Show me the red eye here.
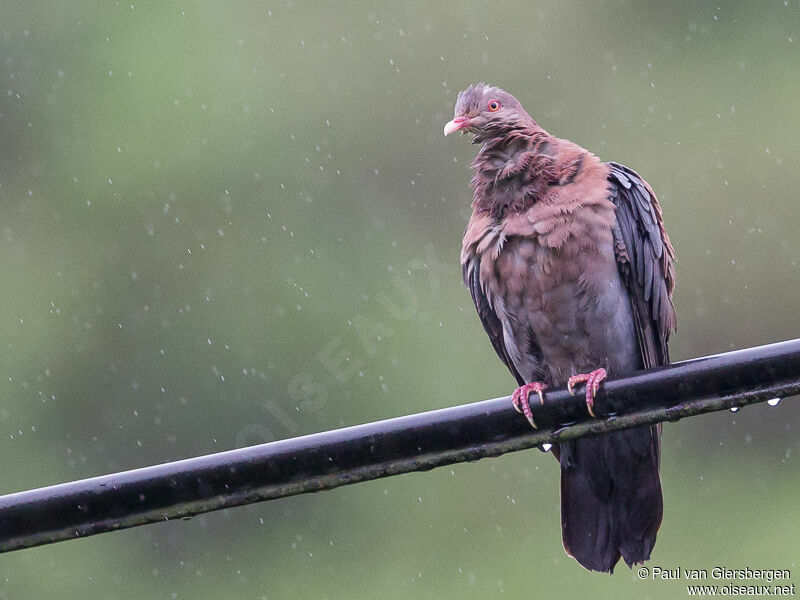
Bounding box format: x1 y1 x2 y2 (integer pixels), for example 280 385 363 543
487 100 501 112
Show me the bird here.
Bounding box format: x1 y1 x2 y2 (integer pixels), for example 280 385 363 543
444 83 676 573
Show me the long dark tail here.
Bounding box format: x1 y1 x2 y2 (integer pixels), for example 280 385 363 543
558 425 663 573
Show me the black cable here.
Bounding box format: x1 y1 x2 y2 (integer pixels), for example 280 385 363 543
1 339 798 554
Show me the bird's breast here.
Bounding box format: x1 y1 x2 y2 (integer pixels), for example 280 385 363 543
472 212 639 384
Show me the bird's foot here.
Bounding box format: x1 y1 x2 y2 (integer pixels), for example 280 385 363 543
511 382 548 429
567 368 607 418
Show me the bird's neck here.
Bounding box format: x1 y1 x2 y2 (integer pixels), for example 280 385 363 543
470 126 557 218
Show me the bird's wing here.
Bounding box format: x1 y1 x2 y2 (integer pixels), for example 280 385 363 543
607 162 676 370
462 258 526 386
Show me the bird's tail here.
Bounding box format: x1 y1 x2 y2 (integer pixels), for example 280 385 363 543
558 425 663 573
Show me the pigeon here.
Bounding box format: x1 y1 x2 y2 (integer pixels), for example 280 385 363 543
445 83 676 573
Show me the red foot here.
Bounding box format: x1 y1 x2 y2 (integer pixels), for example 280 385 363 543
511 382 548 429
567 368 607 418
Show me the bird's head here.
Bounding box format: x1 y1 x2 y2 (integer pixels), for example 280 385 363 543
444 83 534 138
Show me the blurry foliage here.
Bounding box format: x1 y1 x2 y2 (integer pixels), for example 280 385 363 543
0 1 798 598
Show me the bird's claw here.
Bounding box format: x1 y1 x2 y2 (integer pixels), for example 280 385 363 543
567 368 607 418
511 382 548 429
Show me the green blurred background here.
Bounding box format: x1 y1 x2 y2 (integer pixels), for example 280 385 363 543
1 1 798 598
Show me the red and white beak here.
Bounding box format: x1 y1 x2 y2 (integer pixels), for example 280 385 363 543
443 116 470 136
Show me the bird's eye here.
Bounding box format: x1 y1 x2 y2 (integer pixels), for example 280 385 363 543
487 100 501 112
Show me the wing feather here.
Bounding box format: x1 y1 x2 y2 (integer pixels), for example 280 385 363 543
462 258 525 386
607 162 676 369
